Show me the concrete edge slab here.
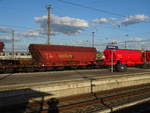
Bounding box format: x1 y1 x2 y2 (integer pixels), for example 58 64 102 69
95 97 150 113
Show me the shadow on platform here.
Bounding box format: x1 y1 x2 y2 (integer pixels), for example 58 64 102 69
0 88 60 113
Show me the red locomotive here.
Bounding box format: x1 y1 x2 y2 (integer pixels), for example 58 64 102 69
103 46 150 72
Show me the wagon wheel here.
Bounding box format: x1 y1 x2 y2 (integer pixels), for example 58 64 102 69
116 64 127 72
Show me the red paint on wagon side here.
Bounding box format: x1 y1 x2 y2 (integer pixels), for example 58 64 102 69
103 49 144 66
29 44 97 67
143 51 150 62
0 42 4 52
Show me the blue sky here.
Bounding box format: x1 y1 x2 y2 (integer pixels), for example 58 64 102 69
0 0 150 51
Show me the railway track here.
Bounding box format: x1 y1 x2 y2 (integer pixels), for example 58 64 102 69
38 84 150 113
0 65 102 74
0 62 149 74
1 83 150 113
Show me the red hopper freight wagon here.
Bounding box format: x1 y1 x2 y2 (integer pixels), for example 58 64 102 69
29 44 97 70
0 42 4 52
103 48 144 71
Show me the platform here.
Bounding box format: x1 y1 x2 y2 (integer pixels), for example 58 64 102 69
0 68 150 98
0 68 150 113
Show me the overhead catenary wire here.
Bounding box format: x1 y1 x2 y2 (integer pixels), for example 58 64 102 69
0 1 149 39
0 1 148 32
54 0 150 30
0 24 149 39
54 0 142 37
55 0 126 18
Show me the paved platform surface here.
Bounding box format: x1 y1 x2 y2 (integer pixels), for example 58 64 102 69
0 68 149 112
0 68 150 87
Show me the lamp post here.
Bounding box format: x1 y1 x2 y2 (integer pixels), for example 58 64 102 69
125 34 128 49
92 32 95 48
12 30 15 59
